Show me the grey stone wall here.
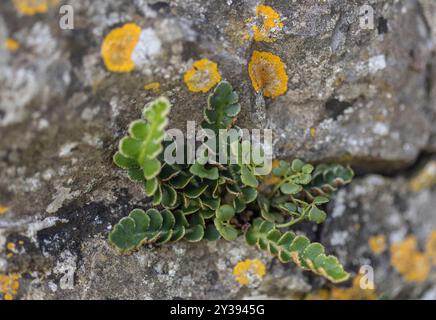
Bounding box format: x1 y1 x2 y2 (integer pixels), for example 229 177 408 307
0 0 435 299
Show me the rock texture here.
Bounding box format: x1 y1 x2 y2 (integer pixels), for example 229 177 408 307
0 0 436 300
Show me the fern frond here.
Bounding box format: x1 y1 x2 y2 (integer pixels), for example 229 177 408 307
114 97 171 182
303 164 354 201
245 218 350 283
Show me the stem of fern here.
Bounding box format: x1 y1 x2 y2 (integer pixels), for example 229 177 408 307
275 214 305 228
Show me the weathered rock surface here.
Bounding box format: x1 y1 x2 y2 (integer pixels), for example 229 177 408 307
0 0 435 300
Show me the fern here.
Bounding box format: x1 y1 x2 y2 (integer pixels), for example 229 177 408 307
109 81 354 283
113 97 171 184
245 218 349 283
202 81 241 132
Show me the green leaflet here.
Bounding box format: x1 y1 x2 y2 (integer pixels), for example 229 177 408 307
241 166 258 188
280 182 302 195
205 224 221 241
184 225 204 242
109 82 354 284
214 205 238 240
161 185 178 208
113 152 138 170
144 178 158 196
216 204 235 221
115 97 171 181
183 183 209 198
201 198 221 211
202 81 241 133
109 209 159 253
190 162 219 180
109 208 206 252
245 218 350 283
240 187 257 204
307 205 327 224
169 172 194 189
214 218 238 241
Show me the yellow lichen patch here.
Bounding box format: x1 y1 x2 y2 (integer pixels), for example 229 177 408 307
310 127 317 138
6 242 15 258
271 159 280 169
5 38 19 52
13 0 59 16
306 274 377 300
6 243 15 252
368 235 386 255
248 51 288 98
101 23 142 73
183 59 221 93
143 82 161 92
253 5 283 42
0 274 20 301
390 236 430 283
425 230 436 265
408 161 436 192
330 275 377 300
0 206 8 215
233 259 266 287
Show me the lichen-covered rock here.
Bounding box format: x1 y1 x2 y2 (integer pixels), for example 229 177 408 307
0 0 435 300
322 172 436 299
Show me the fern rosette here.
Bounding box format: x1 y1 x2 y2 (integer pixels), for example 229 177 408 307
109 81 353 283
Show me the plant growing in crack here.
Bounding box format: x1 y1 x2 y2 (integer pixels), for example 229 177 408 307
109 81 354 283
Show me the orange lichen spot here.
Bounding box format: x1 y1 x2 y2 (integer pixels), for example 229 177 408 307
13 0 59 16
233 259 266 287
330 275 377 300
248 51 288 98
271 159 280 169
143 82 161 92
6 243 15 252
5 38 19 51
253 5 283 42
368 235 386 255
183 59 221 93
0 273 20 301
261 159 281 186
101 23 142 73
408 161 436 192
306 274 377 300
425 230 436 265
390 236 430 283
0 206 8 215
6 242 16 258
